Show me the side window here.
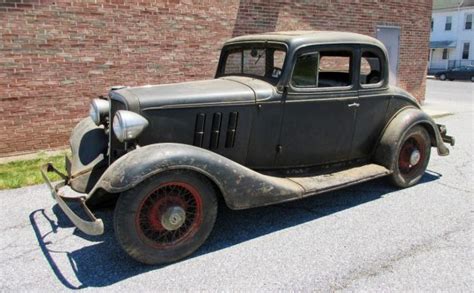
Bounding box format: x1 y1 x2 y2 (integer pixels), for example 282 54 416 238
318 52 352 87
292 53 319 87
291 49 352 88
360 51 382 86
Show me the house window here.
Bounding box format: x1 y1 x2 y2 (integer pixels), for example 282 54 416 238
445 16 452 31
462 43 470 59
442 48 448 60
466 14 473 30
431 18 434 31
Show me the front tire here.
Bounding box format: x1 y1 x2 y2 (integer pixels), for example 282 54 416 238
389 126 431 188
114 170 218 265
471 76 474 82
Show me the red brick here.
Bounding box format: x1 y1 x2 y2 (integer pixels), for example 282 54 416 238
0 0 431 156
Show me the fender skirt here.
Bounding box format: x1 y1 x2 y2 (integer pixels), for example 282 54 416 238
88 143 304 209
374 107 451 169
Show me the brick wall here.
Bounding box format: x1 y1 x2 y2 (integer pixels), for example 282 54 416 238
0 0 432 157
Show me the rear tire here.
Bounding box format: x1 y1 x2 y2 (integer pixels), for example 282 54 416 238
114 170 218 265
439 73 447 81
471 76 474 82
389 126 431 188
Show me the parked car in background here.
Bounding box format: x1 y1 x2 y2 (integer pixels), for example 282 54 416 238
42 31 455 265
435 66 474 82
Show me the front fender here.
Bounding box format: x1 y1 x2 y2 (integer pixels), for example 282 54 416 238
374 107 450 169
87 143 303 209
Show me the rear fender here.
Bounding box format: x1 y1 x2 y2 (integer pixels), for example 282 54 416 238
374 107 450 169
87 143 303 209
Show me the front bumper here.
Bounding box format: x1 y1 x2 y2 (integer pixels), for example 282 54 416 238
40 162 104 236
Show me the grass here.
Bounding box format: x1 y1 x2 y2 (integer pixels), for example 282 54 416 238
0 153 67 190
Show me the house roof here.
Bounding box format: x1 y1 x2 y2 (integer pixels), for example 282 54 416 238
433 0 474 10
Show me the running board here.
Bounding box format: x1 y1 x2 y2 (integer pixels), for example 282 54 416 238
86 143 392 210
288 164 391 197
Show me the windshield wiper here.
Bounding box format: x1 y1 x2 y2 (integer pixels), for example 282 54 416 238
255 52 263 65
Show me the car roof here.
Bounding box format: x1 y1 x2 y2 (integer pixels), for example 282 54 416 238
224 31 385 50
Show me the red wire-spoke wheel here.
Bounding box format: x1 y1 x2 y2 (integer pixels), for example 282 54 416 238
390 126 431 188
114 170 218 265
136 182 203 248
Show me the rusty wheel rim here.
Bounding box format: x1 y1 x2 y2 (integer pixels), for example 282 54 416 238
398 134 426 176
135 182 202 248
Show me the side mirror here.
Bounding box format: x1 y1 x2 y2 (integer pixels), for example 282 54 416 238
250 48 258 58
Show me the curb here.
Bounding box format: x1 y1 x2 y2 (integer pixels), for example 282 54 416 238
0 148 69 164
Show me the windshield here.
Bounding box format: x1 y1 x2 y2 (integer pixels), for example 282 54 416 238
219 45 287 84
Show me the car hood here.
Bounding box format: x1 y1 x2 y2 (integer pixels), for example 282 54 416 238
111 77 275 111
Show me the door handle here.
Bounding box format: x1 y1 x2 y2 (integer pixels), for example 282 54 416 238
347 102 360 108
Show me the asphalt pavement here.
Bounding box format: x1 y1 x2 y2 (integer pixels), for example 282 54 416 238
0 80 472 291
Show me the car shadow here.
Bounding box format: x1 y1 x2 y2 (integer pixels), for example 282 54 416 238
30 171 440 289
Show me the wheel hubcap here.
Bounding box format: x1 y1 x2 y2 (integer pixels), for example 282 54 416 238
409 149 421 166
136 182 202 248
161 206 186 231
398 135 426 175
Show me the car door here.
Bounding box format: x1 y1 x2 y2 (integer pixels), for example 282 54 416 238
276 45 358 168
456 67 470 80
448 67 461 79
468 67 474 80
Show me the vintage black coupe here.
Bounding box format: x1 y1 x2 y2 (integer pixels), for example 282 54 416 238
42 31 454 264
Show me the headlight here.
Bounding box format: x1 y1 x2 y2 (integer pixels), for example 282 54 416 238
89 99 109 125
113 110 149 142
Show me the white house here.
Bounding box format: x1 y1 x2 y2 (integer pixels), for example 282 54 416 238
429 0 474 73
